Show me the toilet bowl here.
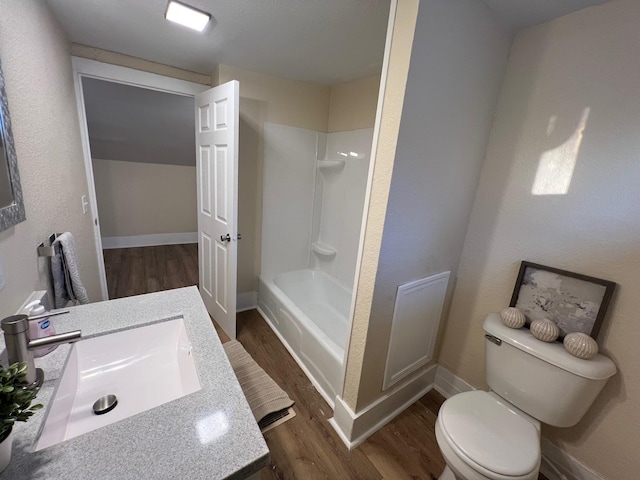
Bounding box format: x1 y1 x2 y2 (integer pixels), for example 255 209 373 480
435 391 540 480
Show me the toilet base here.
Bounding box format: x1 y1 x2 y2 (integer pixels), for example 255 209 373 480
439 465 457 480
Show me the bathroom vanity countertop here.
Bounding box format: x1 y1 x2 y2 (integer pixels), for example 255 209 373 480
0 287 269 479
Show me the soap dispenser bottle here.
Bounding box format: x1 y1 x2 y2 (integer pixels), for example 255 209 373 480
26 300 58 357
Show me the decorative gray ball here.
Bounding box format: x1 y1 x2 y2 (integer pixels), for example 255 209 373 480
500 307 526 329
564 332 599 359
530 318 560 342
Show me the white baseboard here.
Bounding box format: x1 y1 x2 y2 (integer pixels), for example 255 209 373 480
434 364 475 398
101 232 197 249
237 292 257 313
434 366 603 480
540 438 604 480
330 364 438 450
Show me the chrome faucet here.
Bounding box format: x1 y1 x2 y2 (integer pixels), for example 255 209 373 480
1 314 81 389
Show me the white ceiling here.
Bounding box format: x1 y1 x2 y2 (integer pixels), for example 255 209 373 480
48 0 391 86
47 1 611 86
69 1 612 168
483 0 609 31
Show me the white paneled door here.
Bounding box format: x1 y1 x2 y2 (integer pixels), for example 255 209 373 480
195 81 239 340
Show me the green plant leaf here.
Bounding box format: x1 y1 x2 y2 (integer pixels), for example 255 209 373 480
0 361 43 428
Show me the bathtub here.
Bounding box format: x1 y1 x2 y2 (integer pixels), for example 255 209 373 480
257 269 351 406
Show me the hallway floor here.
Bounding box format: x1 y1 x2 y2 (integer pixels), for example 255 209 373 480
103 243 198 299
104 244 549 479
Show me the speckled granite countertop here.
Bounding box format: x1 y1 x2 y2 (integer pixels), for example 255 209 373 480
0 287 269 479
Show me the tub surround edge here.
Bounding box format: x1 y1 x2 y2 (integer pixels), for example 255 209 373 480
258 269 351 406
257 306 336 408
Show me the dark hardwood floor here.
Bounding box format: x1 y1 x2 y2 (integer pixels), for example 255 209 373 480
105 244 549 480
223 310 448 480
103 243 198 298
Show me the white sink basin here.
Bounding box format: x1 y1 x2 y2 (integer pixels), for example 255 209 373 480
35 317 201 451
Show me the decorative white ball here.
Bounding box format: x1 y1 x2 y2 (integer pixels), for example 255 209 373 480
530 318 560 342
500 307 526 329
564 332 599 359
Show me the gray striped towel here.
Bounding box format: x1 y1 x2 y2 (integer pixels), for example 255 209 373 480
51 232 89 308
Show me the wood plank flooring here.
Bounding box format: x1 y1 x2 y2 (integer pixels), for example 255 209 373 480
103 243 198 298
229 310 448 480
105 244 549 480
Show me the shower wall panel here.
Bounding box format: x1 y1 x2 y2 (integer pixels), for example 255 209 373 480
261 123 317 277
313 128 373 287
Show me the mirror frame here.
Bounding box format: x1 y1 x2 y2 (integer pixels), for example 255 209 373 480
0 57 26 232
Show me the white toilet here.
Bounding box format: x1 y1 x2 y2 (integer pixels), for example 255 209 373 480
435 313 616 480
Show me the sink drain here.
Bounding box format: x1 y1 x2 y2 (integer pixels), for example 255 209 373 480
93 394 118 415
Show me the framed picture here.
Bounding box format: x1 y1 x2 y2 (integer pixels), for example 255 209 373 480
509 261 615 340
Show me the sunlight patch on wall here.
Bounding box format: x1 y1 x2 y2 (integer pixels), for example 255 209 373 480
532 107 590 195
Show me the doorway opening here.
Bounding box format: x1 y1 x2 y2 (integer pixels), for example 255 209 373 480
81 77 198 298
73 58 241 340
72 57 209 299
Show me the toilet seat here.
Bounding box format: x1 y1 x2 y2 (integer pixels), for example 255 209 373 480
438 391 540 479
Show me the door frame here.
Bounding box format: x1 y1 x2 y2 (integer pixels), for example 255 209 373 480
71 57 209 300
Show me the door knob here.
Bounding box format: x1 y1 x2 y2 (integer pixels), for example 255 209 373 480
220 234 231 242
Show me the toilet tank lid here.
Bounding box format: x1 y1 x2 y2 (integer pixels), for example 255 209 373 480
484 314 616 380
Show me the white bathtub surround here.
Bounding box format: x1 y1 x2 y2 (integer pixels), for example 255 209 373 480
433 366 603 480
329 364 438 450
261 123 318 278
261 122 373 285
259 122 374 412
258 269 350 405
311 128 373 286
311 242 337 257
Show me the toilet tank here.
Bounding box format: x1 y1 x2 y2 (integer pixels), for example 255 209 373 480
483 314 616 427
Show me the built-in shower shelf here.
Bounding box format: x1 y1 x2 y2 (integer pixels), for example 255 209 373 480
317 159 345 170
311 242 337 257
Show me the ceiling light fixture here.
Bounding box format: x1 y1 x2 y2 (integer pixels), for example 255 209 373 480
165 1 211 32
